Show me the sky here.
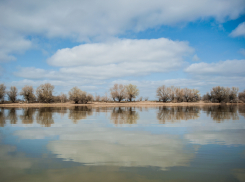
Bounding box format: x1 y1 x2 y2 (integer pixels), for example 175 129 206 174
0 0 245 99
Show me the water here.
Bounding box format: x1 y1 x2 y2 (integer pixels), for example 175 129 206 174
0 105 245 182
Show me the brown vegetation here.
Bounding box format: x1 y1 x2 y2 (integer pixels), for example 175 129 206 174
7 86 18 103
0 84 6 102
203 86 239 103
156 85 200 102
239 90 245 103
36 83 55 103
20 85 36 103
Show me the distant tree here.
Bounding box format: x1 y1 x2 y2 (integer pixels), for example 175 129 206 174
36 83 54 103
210 86 230 103
7 86 18 103
229 87 239 103
0 84 6 103
144 97 149 101
69 87 92 104
20 85 36 103
175 87 184 102
156 85 170 102
126 84 139 102
110 84 126 102
59 93 68 103
202 92 211 102
203 86 238 103
238 90 245 103
138 96 143 101
183 88 200 102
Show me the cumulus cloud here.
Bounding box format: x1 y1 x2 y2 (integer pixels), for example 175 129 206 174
15 38 193 80
185 59 245 76
0 30 32 62
0 0 244 62
1 0 244 40
230 22 245 37
48 38 193 67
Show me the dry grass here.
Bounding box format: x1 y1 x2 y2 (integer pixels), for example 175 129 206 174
0 101 244 108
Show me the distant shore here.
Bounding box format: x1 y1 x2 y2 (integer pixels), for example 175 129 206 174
0 101 244 108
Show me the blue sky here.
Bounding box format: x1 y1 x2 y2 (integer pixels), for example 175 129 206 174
0 0 245 99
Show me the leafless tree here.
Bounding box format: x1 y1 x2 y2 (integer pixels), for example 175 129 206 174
183 88 200 102
7 86 18 103
239 90 245 103
110 84 126 102
54 93 68 103
229 87 239 103
175 87 184 102
126 84 139 101
69 87 92 104
138 96 143 101
36 83 55 103
144 97 149 101
0 84 6 103
156 85 170 102
20 85 36 103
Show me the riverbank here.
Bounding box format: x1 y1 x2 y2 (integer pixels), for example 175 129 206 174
0 101 244 107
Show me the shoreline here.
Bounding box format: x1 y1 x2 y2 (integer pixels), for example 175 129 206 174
0 101 244 108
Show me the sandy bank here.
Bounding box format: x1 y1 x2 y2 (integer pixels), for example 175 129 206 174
0 101 244 108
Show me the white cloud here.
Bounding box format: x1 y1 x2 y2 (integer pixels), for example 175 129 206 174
230 22 245 37
185 59 245 76
15 38 193 80
1 0 244 40
0 0 244 62
48 38 193 67
0 30 32 62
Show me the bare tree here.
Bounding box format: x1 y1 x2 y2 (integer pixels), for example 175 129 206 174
126 84 139 101
69 87 92 104
156 85 170 102
175 87 184 102
203 86 238 103
144 97 149 101
229 87 239 103
60 93 68 103
20 85 36 103
138 96 143 101
238 90 245 103
110 84 126 102
36 83 55 103
7 86 18 103
0 84 6 103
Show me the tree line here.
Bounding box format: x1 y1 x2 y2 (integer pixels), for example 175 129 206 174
0 83 245 104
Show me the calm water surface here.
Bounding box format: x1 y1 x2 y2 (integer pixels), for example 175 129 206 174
0 105 245 182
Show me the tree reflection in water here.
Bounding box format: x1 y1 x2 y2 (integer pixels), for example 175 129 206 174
239 105 245 118
36 107 54 127
111 107 139 126
7 108 18 124
0 108 5 127
20 108 36 125
157 106 200 124
202 105 239 122
69 106 93 124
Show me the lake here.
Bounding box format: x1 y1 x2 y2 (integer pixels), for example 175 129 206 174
0 105 245 182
